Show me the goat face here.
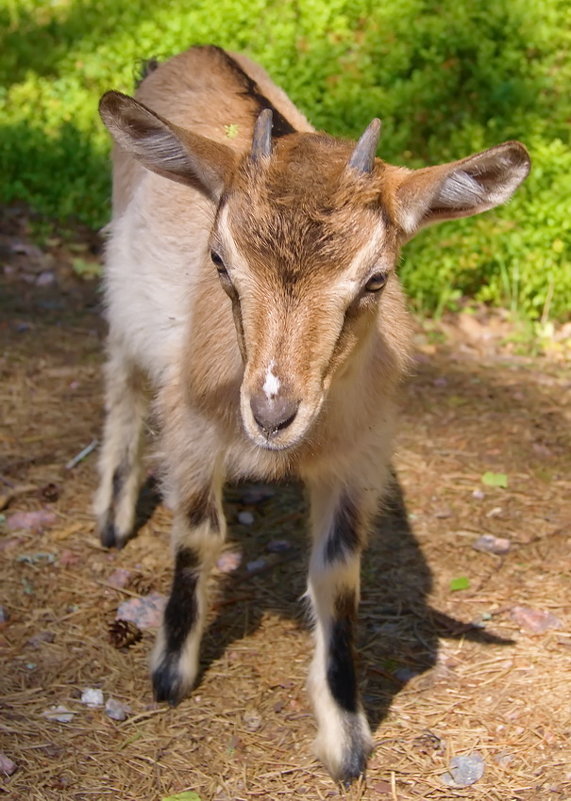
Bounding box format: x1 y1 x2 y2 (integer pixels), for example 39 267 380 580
210 134 400 450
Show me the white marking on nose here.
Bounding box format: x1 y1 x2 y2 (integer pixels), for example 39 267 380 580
263 361 281 399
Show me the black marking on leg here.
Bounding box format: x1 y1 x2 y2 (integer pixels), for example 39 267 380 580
325 494 361 564
153 547 201 705
187 487 219 531
111 458 128 504
164 547 200 653
327 591 358 714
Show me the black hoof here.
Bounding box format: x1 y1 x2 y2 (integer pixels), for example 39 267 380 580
99 519 128 549
336 740 371 786
152 660 187 706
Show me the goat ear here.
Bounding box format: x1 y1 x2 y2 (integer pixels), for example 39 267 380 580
99 91 236 201
394 141 530 236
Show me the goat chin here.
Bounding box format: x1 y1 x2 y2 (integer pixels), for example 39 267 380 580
95 43 530 784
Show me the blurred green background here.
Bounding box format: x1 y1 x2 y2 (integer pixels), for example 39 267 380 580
1 0 569 320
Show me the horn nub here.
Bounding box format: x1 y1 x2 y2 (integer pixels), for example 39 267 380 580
348 118 382 174
251 108 273 161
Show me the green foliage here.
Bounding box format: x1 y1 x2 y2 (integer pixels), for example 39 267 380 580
1 0 569 319
161 793 202 801
449 576 471 592
481 472 508 489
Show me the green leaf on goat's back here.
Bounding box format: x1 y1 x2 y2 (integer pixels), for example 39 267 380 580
450 576 470 592
481 472 508 488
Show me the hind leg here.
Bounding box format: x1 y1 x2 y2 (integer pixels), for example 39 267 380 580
94 344 148 548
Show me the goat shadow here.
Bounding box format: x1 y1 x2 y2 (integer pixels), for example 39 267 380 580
132 470 512 735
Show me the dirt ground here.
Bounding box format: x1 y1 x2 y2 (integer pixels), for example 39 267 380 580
1 208 570 801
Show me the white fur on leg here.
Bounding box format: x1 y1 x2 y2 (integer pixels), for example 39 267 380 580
306 548 371 782
93 350 147 546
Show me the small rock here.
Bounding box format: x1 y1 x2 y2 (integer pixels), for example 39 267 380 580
393 667 418 683
27 630 55 648
434 507 452 519
371 780 391 795
0 606 9 625
7 509 57 531
81 688 104 708
105 697 131 721
472 534 511 555
42 705 75 724
240 484 274 504
266 539 292 553
510 606 562 634
494 751 514 768
0 753 17 776
116 591 166 629
10 241 44 259
36 270 55 287
107 568 131 589
58 549 81 567
243 707 262 731
216 551 242 573
237 511 255 525
472 489 486 500
246 558 267 573
486 506 503 518
441 752 485 788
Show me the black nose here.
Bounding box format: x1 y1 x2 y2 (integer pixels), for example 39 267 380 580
250 393 299 437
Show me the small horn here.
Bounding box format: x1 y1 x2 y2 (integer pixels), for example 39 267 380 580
348 118 382 174
251 108 273 161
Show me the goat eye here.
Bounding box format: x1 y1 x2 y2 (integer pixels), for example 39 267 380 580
364 273 387 293
210 250 226 272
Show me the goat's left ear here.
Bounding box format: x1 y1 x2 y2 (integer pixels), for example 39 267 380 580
394 141 531 236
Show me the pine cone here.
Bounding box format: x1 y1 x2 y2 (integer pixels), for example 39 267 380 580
108 619 142 650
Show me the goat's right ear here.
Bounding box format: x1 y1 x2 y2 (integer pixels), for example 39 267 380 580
99 91 235 201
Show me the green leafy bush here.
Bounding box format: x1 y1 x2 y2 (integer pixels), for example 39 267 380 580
1 0 569 320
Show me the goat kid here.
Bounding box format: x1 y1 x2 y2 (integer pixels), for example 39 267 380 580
95 45 530 783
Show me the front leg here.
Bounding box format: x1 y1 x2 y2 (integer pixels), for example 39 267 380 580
306 479 376 783
151 474 226 705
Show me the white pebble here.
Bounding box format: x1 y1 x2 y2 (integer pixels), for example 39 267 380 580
42 705 75 724
81 688 104 708
105 698 131 721
237 511 255 525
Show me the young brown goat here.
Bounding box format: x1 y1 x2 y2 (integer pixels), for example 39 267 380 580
96 45 530 782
